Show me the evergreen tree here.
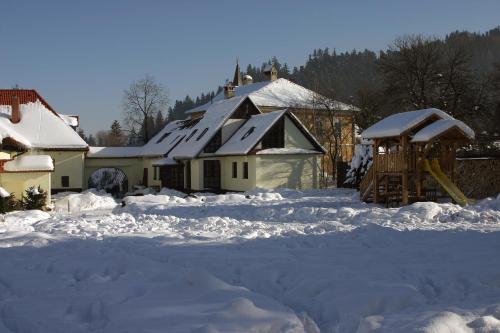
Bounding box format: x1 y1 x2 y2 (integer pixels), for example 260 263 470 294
154 110 165 134
87 134 96 146
22 186 47 210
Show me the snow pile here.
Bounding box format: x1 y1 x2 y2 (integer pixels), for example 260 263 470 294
53 189 118 213
1 189 500 332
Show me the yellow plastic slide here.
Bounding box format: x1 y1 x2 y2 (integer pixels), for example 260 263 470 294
423 159 472 206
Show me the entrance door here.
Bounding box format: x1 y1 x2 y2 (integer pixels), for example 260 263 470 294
142 168 148 187
203 160 221 191
160 165 185 190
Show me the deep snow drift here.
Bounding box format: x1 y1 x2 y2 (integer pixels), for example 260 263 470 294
1 189 500 332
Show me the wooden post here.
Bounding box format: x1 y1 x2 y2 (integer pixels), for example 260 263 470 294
416 144 423 200
402 135 409 205
373 139 380 203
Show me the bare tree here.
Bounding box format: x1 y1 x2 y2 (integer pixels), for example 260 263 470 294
308 84 354 187
123 75 169 143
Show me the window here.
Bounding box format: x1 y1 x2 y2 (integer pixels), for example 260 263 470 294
185 129 198 142
156 132 171 143
232 162 237 178
241 126 255 140
204 130 221 153
261 118 284 149
196 128 209 141
61 176 69 188
153 166 159 180
170 135 180 144
243 162 248 179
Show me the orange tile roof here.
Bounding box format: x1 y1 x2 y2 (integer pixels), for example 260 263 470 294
0 89 59 116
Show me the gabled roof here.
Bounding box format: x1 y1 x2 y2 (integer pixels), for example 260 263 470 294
167 95 251 159
215 110 286 156
361 108 453 139
0 101 88 150
0 90 58 116
411 119 475 142
186 78 357 114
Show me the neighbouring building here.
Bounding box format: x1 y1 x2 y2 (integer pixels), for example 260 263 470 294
186 63 358 180
0 90 88 203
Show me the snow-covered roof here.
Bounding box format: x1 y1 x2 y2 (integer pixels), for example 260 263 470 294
361 108 453 139
186 79 357 114
167 96 249 159
87 146 143 158
3 155 54 172
0 101 88 150
152 157 178 166
256 148 321 155
411 119 475 142
139 119 193 157
59 114 79 127
214 110 286 156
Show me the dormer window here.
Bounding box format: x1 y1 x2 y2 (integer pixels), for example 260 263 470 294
156 132 171 144
185 129 198 142
196 128 209 141
170 135 180 144
241 127 255 140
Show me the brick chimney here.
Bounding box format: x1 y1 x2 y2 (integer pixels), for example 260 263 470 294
11 95 20 123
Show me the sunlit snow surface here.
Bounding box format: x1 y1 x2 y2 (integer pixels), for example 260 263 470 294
1 189 500 333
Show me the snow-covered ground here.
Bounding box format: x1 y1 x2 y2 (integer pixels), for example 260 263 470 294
1 189 500 333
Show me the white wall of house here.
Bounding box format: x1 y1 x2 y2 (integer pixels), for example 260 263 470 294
142 157 162 189
284 117 315 149
256 154 321 190
0 171 52 204
221 119 245 143
221 156 256 191
28 150 86 191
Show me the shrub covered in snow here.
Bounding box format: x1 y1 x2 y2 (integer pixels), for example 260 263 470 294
22 186 47 210
0 192 20 214
345 144 373 187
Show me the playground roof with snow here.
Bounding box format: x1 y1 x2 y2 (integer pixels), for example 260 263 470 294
361 108 474 142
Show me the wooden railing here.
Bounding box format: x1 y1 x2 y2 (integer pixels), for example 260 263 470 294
359 164 374 198
375 152 416 173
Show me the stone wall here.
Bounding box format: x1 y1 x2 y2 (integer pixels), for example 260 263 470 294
456 158 500 199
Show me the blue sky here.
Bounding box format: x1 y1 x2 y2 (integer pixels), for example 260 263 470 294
1 0 499 134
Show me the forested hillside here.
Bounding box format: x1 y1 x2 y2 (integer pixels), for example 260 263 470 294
169 27 500 151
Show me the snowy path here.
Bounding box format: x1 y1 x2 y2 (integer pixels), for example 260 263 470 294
0 189 500 332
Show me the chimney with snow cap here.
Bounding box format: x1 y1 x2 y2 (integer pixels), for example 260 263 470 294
11 95 20 123
223 82 235 99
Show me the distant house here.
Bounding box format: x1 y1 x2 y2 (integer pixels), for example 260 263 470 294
88 96 325 192
186 63 358 179
0 90 88 202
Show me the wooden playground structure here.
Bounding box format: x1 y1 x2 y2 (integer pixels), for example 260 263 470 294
359 108 475 206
